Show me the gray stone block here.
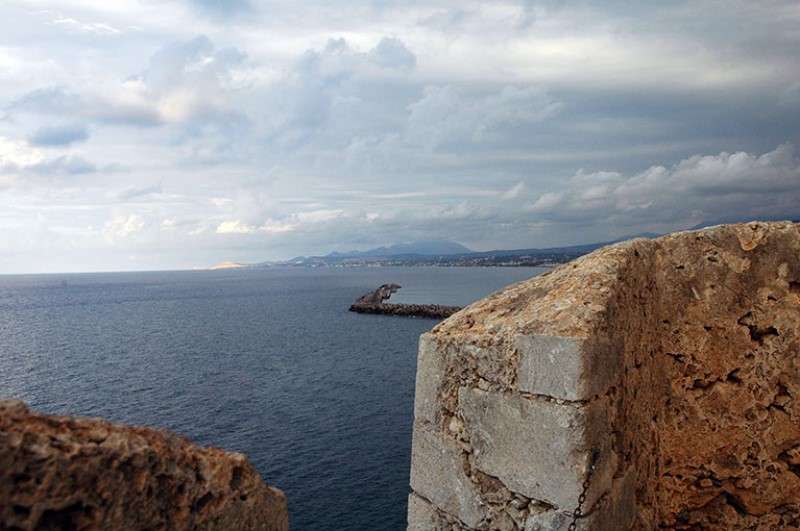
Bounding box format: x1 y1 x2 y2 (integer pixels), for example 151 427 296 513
458 388 587 510
524 510 571 531
517 335 583 400
516 335 620 401
409 422 485 528
414 333 444 424
407 493 438 531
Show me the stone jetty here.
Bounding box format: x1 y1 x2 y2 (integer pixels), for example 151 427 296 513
349 284 463 319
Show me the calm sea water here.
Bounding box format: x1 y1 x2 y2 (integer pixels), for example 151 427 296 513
0 266 544 530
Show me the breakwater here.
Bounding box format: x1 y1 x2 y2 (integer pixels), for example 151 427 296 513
349 284 463 319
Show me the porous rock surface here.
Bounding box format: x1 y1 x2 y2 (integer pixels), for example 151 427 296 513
0 399 289 530
408 222 800 530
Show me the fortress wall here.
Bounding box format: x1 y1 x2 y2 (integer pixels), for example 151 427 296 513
0 400 289 531
407 222 800 530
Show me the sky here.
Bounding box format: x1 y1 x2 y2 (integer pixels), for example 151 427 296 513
1 0 798 274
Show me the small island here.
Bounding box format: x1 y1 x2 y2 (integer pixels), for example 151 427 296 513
349 284 463 319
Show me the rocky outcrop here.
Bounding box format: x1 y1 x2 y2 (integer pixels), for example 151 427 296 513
407 222 800 530
350 284 464 319
354 283 403 304
0 400 289 531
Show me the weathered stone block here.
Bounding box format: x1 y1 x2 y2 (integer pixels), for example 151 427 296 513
524 509 571 531
407 493 439 531
410 422 485 528
516 335 620 401
414 333 444 424
458 387 587 510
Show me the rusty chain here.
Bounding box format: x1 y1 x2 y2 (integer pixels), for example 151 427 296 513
568 448 600 531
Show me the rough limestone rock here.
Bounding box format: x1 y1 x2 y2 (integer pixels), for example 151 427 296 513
0 400 289 531
407 222 800 530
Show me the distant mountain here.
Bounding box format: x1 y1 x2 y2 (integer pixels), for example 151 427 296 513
609 232 662 243
327 239 473 258
216 218 798 270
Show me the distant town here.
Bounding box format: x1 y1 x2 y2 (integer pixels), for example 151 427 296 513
267 250 587 268
199 238 621 270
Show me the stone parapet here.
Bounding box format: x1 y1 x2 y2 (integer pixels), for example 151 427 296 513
407 221 800 530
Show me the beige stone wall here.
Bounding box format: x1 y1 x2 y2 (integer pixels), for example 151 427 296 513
407 222 800 530
0 400 289 531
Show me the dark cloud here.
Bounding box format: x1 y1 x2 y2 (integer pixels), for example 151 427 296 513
30 155 97 175
9 87 82 115
369 37 416 70
269 36 418 148
184 0 254 18
118 185 163 201
420 8 470 32
28 124 89 147
404 84 561 151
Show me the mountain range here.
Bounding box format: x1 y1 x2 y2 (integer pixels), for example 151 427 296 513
325 239 473 258
254 236 643 268
201 218 797 270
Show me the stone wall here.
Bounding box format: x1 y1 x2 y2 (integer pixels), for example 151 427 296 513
0 400 289 530
407 222 800 530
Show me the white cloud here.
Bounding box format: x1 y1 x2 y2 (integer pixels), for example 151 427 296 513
216 220 255 234
0 136 98 188
52 17 122 35
527 144 800 228
103 214 145 243
0 137 46 169
503 181 525 199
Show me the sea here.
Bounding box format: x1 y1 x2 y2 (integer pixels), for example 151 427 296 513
0 266 546 530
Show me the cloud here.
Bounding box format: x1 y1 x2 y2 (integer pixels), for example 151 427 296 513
526 143 800 229
29 155 97 175
117 185 163 201
124 35 249 125
268 36 419 147
216 208 348 236
1 0 798 272
0 135 97 189
52 17 122 36
103 215 146 244
184 0 254 18
28 123 89 147
216 220 255 234
8 36 250 137
369 37 416 70
0 136 45 170
781 80 800 107
404 84 561 151
503 181 525 199
9 87 83 115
